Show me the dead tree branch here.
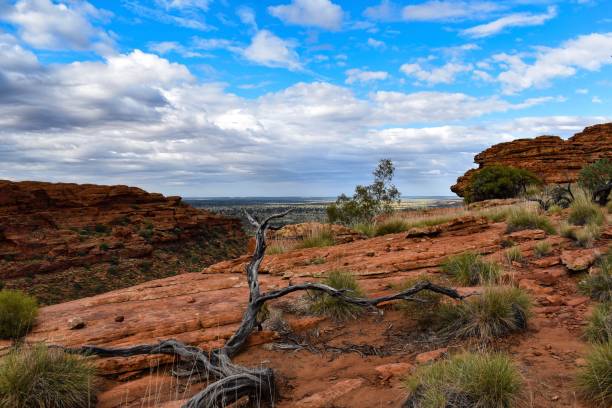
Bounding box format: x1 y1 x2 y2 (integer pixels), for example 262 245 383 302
63 210 465 408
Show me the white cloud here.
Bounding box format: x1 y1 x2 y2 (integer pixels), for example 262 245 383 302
400 62 472 85
0 0 113 53
345 68 389 84
495 32 612 93
367 37 385 49
402 1 501 22
592 96 603 103
268 0 343 30
363 0 401 21
576 88 589 94
462 6 557 38
237 6 257 30
156 0 210 11
243 30 301 70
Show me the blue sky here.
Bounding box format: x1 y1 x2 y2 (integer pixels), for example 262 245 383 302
0 0 611 197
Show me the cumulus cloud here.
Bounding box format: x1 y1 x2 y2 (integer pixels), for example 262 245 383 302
0 0 114 53
402 1 501 22
462 6 557 38
243 30 302 70
268 0 343 30
345 68 389 84
156 0 210 11
495 32 612 93
367 37 385 49
400 61 473 85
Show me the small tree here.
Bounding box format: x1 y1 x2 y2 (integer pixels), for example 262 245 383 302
465 165 540 203
327 159 400 225
578 159 612 206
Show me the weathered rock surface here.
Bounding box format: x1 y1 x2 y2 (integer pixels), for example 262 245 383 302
404 216 488 238
452 123 612 197
0 180 246 304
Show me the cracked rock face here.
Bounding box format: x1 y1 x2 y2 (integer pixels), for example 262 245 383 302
451 123 612 197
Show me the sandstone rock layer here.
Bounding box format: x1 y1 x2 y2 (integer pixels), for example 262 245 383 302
452 123 612 197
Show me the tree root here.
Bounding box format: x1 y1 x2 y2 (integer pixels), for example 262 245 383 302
63 211 466 408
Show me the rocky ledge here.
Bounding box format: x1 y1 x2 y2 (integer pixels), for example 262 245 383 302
451 122 612 197
0 180 246 304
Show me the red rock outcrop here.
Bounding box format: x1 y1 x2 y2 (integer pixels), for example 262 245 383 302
451 123 612 197
0 180 246 304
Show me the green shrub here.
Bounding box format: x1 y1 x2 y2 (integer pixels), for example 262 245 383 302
478 207 511 222
327 159 400 225
547 204 563 215
576 341 612 408
534 241 552 258
579 253 612 302
0 290 38 339
578 158 612 206
375 218 409 236
436 286 531 341
465 164 540 203
404 352 522 408
99 243 109 251
569 194 605 226
505 246 523 264
309 270 364 320
585 302 611 344
574 223 603 248
441 252 501 286
0 344 97 408
297 228 335 249
505 208 556 235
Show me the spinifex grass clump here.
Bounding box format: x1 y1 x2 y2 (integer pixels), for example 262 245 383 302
297 227 335 249
579 252 612 302
394 275 448 323
436 286 531 341
404 352 522 408
505 207 556 235
0 344 97 408
375 217 409 236
576 341 612 408
0 290 38 339
584 302 611 344
569 194 605 226
308 269 364 320
505 246 523 264
441 252 501 286
534 241 552 258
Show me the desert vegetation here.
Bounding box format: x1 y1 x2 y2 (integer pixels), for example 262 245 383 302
464 164 540 203
505 207 556 234
0 290 38 339
441 252 501 286
308 269 364 320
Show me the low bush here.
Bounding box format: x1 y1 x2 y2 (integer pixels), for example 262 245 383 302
404 352 522 408
505 208 556 235
547 204 563 215
309 270 364 320
0 344 97 408
576 341 611 408
464 164 540 203
0 290 38 339
375 213 464 237
297 228 334 249
352 222 376 238
569 194 605 226
436 286 531 341
441 252 501 286
574 223 603 248
505 246 523 264
534 241 552 258
585 302 611 344
578 158 612 206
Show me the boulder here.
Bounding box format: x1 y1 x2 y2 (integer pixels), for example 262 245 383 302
561 249 599 272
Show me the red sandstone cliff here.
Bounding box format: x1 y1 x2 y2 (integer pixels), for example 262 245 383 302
451 123 612 197
0 180 246 304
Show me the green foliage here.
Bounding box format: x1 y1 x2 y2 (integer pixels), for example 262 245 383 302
547 204 563 215
576 341 612 408
0 344 97 408
465 164 540 203
352 221 377 238
99 243 109 251
585 302 611 344
579 252 612 302
327 159 400 225
477 207 511 223
578 159 612 205
505 208 556 235
534 241 552 258
0 290 38 339
375 218 409 236
505 246 523 264
569 194 605 226
436 286 531 341
297 228 334 249
404 352 522 408
441 252 501 286
309 270 364 320
574 223 603 248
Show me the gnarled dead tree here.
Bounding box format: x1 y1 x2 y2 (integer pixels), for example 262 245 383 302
66 211 466 408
